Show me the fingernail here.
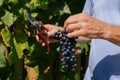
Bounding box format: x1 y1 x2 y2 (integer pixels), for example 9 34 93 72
67 33 71 38
42 43 45 46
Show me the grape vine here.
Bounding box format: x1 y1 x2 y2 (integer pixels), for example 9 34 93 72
0 0 86 79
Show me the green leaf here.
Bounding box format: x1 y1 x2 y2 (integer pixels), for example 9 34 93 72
14 30 29 58
74 73 80 80
1 28 19 65
1 28 12 46
8 71 18 80
0 0 3 6
8 47 19 65
2 29 29 64
59 3 71 15
1 10 14 27
0 21 3 25
14 30 27 43
31 13 39 17
76 43 90 51
8 0 19 4
0 46 7 67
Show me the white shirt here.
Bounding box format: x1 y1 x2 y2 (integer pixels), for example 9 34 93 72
82 0 120 80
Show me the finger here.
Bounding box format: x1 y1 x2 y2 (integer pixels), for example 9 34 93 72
44 24 59 30
47 29 58 37
67 29 88 38
64 13 88 28
44 24 53 30
66 22 81 32
48 37 58 43
64 17 78 28
67 30 81 38
42 42 45 46
35 35 40 42
66 21 88 33
35 34 45 46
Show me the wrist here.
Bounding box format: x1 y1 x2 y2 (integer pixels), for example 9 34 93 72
100 24 113 40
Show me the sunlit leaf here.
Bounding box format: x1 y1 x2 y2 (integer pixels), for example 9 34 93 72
13 30 29 58
30 0 36 4
8 0 19 4
0 0 3 6
0 21 3 25
31 13 38 17
59 3 71 15
74 73 80 80
29 0 48 10
1 28 12 46
29 44 35 54
0 46 7 67
1 10 14 27
76 43 90 52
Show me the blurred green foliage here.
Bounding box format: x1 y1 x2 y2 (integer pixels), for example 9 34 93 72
0 0 88 80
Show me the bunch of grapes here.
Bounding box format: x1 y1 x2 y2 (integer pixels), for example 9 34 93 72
53 30 77 71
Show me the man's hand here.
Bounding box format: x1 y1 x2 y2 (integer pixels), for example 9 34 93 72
64 13 110 40
44 24 64 43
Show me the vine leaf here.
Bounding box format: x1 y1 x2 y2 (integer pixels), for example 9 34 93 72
0 0 3 6
0 46 7 68
1 10 14 27
14 30 29 58
8 0 19 4
2 28 29 65
59 3 71 15
8 47 19 65
74 73 80 80
76 43 90 52
8 30 29 65
1 28 12 46
0 21 2 25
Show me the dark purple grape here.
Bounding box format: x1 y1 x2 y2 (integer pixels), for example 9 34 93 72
53 30 77 71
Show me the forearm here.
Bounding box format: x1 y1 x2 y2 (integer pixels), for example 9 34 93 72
76 36 91 44
101 24 120 46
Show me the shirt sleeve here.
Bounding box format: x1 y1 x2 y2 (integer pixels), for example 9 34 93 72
82 0 93 16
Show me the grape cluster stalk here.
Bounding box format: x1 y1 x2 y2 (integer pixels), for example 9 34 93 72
53 30 77 71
